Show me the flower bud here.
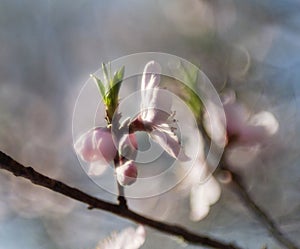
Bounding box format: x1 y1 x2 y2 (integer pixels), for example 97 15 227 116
74 127 117 163
116 160 138 186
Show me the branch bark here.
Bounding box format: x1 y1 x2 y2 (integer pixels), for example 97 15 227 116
0 151 241 249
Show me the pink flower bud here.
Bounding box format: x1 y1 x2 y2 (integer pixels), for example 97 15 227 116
74 127 117 163
116 160 138 186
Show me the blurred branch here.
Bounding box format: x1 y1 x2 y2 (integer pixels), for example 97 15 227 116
221 164 299 249
197 112 299 249
0 150 241 249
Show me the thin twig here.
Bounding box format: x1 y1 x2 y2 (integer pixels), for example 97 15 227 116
0 150 242 249
114 156 128 209
221 164 299 249
117 184 127 209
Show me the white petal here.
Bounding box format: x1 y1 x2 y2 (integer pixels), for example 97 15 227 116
147 89 173 124
203 177 222 204
177 160 207 192
150 129 189 161
249 111 279 135
87 161 109 176
127 225 146 249
236 111 278 146
97 225 146 249
141 61 161 92
203 100 227 148
141 61 162 120
190 199 210 222
190 176 221 221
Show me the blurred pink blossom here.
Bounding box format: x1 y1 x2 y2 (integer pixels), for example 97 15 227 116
97 225 145 249
205 90 279 170
223 91 278 146
204 90 278 147
116 160 138 186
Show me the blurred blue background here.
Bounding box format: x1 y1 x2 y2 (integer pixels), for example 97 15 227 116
0 0 300 248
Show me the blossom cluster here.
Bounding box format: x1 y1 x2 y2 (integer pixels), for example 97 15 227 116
74 61 189 187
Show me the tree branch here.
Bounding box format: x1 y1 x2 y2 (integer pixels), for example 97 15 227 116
221 165 299 249
0 150 242 249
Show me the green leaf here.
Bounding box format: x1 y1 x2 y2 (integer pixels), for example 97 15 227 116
91 74 106 102
116 66 125 82
180 61 198 88
94 63 126 123
179 62 203 118
111 66 125 99
102 63 110 86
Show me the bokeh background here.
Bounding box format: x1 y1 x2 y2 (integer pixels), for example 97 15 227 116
0 0 300 248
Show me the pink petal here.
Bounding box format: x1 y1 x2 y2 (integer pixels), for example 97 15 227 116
74 129 95 162
118 133 138 160
150 129 190 161
129 133 138 150
238 124 268 145
141 61 162 121
74 127 117 163
223 100 249 137
141 89 173 124
141 61 161 92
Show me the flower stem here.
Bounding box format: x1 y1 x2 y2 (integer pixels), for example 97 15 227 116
117 184 127 209
114 155 128 209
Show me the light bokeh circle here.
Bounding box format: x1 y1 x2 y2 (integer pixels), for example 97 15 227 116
72 52 226 198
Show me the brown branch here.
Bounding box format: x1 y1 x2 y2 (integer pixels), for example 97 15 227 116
0 150 242 249
221 165 299 249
